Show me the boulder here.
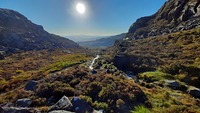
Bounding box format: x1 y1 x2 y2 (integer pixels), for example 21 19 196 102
93 110 104 113
49 110 75 113
16 98 32 107
71 97 93 113
0 107 40 113
0 54 4 60
24 80 38 91
50 96 72 111
164 80 187 91
187 86 200 98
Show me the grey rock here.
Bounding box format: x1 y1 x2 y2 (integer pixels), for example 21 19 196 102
127 0 200 39
49 110 74 113
187 86 200 98
50 96 72 111
164 80 187 91
71 97 93 113
24 80 38 91
16 98 32 107
0 107 40 113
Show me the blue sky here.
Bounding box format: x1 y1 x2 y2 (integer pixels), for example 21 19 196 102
0 0 166 36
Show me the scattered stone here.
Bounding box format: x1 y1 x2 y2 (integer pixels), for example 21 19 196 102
49 110 75 113
0 107 40 113
50 96 72 111
16 98 32 107
187 86 200 98
24 80 38 91
164 80 187 91
93 109 104 113
91 70 97 74
71 97 93 113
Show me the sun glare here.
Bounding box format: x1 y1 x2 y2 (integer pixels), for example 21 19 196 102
76 3 85 14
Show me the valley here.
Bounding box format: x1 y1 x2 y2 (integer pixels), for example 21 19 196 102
0 0 200 113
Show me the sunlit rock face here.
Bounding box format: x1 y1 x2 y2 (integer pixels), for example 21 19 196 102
0 8 79 54
127 0 200 39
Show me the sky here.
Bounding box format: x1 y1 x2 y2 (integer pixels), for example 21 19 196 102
0 0 166 36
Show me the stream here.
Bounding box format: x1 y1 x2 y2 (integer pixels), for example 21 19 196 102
89 55 99 70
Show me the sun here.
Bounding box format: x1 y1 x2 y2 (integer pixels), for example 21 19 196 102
76 3 85 14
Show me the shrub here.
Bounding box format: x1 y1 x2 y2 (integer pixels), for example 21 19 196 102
116 99 125 108
93 101 109 111
131 105 151 113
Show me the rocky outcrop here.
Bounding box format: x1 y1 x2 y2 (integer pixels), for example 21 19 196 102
49 96 72 111
0 107 40 113
0 8 80 54
127 0 200 39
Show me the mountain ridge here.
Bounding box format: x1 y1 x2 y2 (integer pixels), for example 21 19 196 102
78 33 126 48
0 8 80 54
127 0 200 39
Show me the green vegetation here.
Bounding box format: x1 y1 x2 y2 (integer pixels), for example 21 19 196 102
139 71 174 82
131 105 151 113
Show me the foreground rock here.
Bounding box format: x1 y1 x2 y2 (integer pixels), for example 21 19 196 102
164 80 187 91
187 86 200 98
24 80 38 91
49 96 72 111
0 107 40 113
49 110 75 113
71 97 93 113
16 98 32 107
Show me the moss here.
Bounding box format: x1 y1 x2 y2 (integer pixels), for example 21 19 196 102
139 71 174 82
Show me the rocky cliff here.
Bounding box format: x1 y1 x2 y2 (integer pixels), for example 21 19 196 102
0 8 79 53
127 0 200 39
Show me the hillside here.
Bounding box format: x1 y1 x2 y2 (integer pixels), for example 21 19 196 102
127 0 200 39
78 33 126 48
0 8 79 54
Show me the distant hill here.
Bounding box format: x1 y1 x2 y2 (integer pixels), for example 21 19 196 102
65 35 106 42
0 8 79 53
127 0 200 39
78 33 126 48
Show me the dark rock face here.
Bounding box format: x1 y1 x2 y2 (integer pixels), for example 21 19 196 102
127 0 200 39
16 98 32 107
24 80 38 91
71 97 93 113
0 8 79 53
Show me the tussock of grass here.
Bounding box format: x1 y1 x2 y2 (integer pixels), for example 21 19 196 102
139 71 174 82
